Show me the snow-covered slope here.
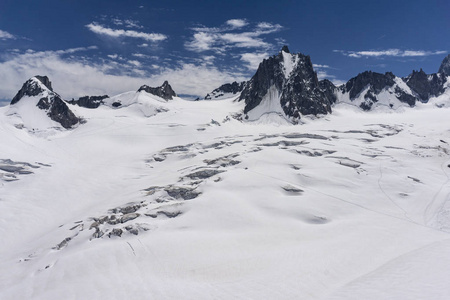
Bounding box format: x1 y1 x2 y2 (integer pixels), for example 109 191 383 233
1 93 450 299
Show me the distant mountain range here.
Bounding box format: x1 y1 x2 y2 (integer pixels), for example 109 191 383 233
7 46 450 128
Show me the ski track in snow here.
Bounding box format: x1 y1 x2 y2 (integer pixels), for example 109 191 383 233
0 94 450 299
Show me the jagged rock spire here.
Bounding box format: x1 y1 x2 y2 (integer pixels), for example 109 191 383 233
438 54 450 76
138 81 177 100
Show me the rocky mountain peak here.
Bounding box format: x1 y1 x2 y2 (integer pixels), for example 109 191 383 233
138 81 177 100
11 76 53 105
281 45 290 53
10 76 80 129
35 75 53 91
204 81 247 100
438 54 450 76
239 47 336 122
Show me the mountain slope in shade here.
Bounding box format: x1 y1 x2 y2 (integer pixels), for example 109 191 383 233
239 46 336 123
8 76 79 129
438 54 450 76
337 55 449 110
204 81 247 100
137 81 177 100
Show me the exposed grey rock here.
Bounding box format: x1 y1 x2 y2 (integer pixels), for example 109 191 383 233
164 186 201 200
68 95 109 108
204 81 247 100
11 75 53 105
204 154 241 167
403 69 446 102
438 54 450 76
110 204 141 214
239 46 336 120
283 133 328 140
138 81 177 100
121 213 140 223
340 71 418 109
158 211 182 218
108 228 123 238
185 169 225 180
54 237 71 250
92 228 104 239
107 215 120 225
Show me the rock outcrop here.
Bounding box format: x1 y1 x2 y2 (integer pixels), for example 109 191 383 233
137 81 176 100
403 69 446 102
238 46 336 121
338 53 449 110
204 81 247 100
10 76 80 129
68 95 109 109
438 54 450 76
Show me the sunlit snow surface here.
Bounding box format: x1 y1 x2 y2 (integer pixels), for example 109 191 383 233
0 93 450 299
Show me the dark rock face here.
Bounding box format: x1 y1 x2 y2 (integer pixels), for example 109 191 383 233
403 69 446 102
138 81 176 100
204 81 247 100
344 71 395 100
339 54 449 110
11 76 53 105
340 71 418 109
438 54 450 76
10 76 80 129
68 95 109 109
239 46 336 120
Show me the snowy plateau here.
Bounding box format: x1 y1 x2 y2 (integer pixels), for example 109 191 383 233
1 50 450 300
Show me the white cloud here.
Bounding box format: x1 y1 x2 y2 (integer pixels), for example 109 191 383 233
313 64 330 69
138 43 149 47
0 29 15 40
336 49 447 58
226 19 248 29
112 18 143 29
186 32 216 52
86 23 167 42
240 52 269 70
0 47 247 100
128 60 141 67
313 64 345 86
185 21 283 53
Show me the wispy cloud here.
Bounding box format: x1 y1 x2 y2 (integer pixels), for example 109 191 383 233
111 18 143 29
313 64 345 86
313 64 331 69
240 52 269 70
185 20 283 53
335 49 447 58
0 29 16 40
226 19 248 29
86 23 167 42
0 47 246 100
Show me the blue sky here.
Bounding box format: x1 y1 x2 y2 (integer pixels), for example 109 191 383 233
0 0 448 102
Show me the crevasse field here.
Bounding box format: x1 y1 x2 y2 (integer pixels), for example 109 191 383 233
1 91 450 299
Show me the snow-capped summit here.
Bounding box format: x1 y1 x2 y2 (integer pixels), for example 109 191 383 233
11 75 53 105
337 54 450 110
239 46 336 122
68 95 109 109
137 80 177 100
9 76 80 129
338 71 417 110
